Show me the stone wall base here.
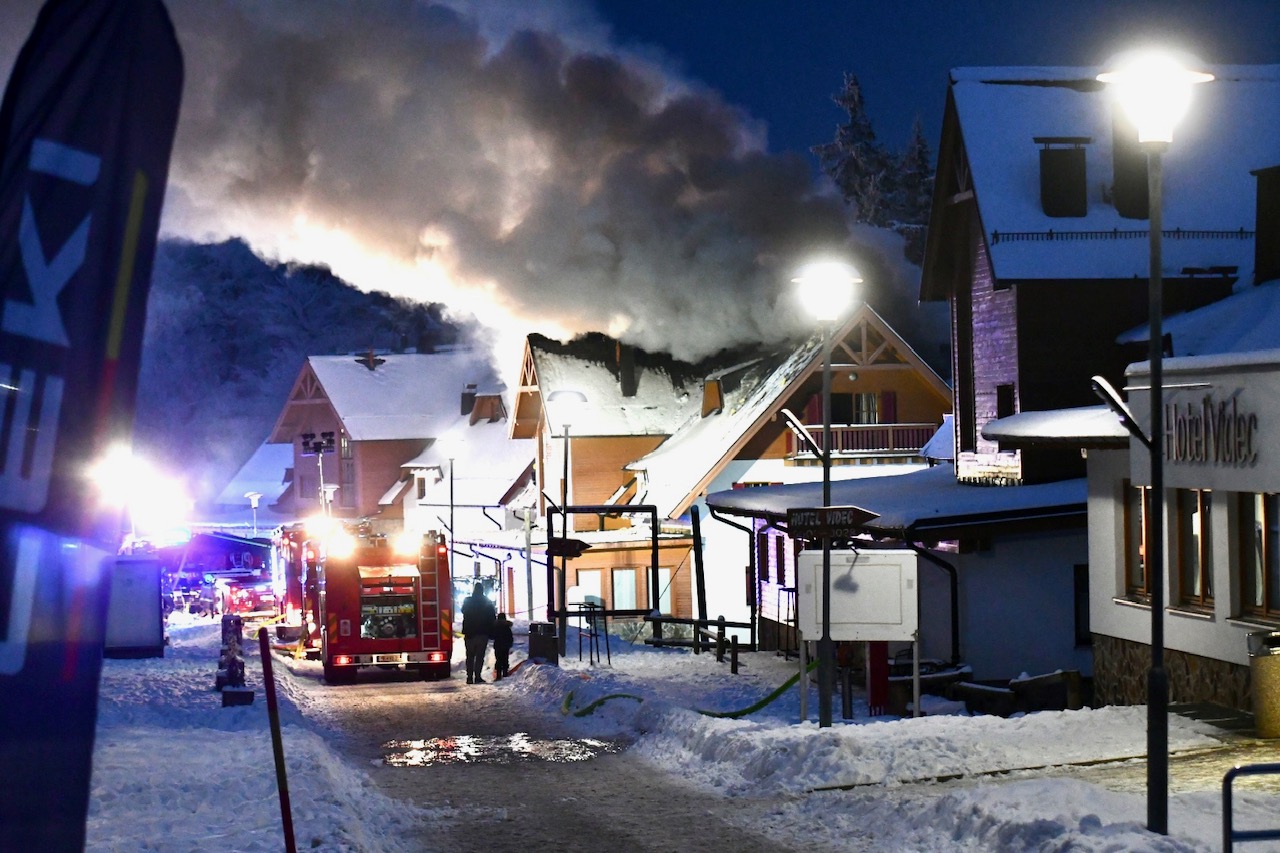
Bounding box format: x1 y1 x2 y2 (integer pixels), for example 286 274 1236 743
1092 633 1250 711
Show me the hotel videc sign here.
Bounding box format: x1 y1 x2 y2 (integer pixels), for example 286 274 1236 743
1127 352 1278 492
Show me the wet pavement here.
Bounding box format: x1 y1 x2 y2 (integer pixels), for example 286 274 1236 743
381 732 622 766
1053 703 1280 796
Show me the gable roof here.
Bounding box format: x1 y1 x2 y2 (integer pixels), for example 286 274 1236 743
268 348 500 442
627 304 952 519
924 64 1280 298
401 419 536 509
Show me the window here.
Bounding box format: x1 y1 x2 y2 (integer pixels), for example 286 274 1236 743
339 435 356 508
996 383 1016 419
756 532 770 584
852 392 879 425
1176 489 1212 608
416 474 427 501
612 568 637 610
1239 493 1280 619
1123 481 1149 599
1073 564 1091 647
647 567 673 615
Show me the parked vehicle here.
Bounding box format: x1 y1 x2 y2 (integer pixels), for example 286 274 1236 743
316 530 453 684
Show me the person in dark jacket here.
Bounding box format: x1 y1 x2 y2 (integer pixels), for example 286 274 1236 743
491 612 514 680
460 583 496 684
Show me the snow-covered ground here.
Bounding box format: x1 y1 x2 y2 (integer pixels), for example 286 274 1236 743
85 613 1280 852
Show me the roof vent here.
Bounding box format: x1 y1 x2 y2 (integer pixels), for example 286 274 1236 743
1034 137 1090 217
1252 165 1280 285
616 343 637 398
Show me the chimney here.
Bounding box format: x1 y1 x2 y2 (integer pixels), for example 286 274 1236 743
1110 114 1149 219
460 383 477 416
616 342 637 398
1034 137 1089 217
1253 165 1280 286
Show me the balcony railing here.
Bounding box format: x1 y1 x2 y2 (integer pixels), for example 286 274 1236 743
786 422 937 458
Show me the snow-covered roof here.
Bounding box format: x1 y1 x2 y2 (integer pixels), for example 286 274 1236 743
1119 278 1280 358
950 64 1280 285
402 419 535 508
706 464 1085 537
625 336 821 517
920 414 955 461
214 441 293 506
626 304 951 519
529 337 702 437
309 349 500 441
981 405 1129 449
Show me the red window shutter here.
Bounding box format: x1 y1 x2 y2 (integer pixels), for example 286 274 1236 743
880 390 897 423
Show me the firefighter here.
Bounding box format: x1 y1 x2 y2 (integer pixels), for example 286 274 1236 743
461 583 495 684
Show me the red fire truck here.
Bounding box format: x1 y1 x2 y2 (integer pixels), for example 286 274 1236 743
317 530 453 684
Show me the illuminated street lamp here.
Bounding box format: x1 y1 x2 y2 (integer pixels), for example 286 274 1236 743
547 388 588 654
244 492 262 536
1098 50 1211 836
793 259 861 728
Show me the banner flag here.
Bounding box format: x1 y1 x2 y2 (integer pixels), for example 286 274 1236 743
0 1 183 849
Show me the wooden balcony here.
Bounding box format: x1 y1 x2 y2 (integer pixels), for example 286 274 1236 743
786 422 937 459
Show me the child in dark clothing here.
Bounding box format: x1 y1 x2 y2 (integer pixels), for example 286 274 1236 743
491 612 514 680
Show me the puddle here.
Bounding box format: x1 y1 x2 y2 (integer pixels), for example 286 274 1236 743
381 732 622 766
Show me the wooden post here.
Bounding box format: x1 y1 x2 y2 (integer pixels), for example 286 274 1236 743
257 628 297 853
731 637 739 675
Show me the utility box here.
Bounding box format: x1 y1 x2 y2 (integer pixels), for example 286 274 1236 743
1249 631 1280 738
528 621 559 666
796 549 918 642
105 556 164 659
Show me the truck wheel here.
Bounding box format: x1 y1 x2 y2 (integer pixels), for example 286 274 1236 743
323 662 356 685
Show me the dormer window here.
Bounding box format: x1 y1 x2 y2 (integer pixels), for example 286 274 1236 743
1034 136 1090 218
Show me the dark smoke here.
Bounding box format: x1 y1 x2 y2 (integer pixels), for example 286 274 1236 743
1 0 940 365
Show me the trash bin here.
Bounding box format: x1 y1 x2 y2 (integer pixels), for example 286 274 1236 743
528 621 559 666
1248 631 1280 738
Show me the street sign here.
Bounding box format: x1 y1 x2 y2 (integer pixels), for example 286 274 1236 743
786 505 878 539
545 536 591 558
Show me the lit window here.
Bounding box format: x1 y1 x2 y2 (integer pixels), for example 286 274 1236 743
1239 493 1280 619
1176 489 1212 608
1123 481 1149 599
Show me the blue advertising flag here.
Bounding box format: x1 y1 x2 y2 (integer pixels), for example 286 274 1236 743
0 1 183 849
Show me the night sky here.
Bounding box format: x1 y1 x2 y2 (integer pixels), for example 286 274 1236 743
1 1 1278 366
592 0 1280 159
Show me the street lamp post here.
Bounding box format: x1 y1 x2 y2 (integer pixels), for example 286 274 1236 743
547 389 587 655
1098 51 1211 836
794 260 861 728
300 431 337 515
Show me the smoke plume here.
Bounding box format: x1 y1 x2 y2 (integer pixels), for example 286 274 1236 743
1 0 933 366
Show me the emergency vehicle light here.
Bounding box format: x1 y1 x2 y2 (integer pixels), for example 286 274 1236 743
334 655 353 666
428 652 446 662
391 531 419 557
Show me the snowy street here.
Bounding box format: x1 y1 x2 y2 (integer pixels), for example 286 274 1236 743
85 614 1280 852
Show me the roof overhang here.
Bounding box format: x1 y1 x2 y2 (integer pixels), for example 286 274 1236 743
980 406 1129 450
705 464 1086 541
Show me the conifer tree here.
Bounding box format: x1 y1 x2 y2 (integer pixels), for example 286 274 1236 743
812 73 893 227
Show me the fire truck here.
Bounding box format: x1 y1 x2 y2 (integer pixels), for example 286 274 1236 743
270 524 317 643
317 529 453 684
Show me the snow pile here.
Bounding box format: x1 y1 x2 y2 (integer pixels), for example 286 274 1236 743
84 616 1280 852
